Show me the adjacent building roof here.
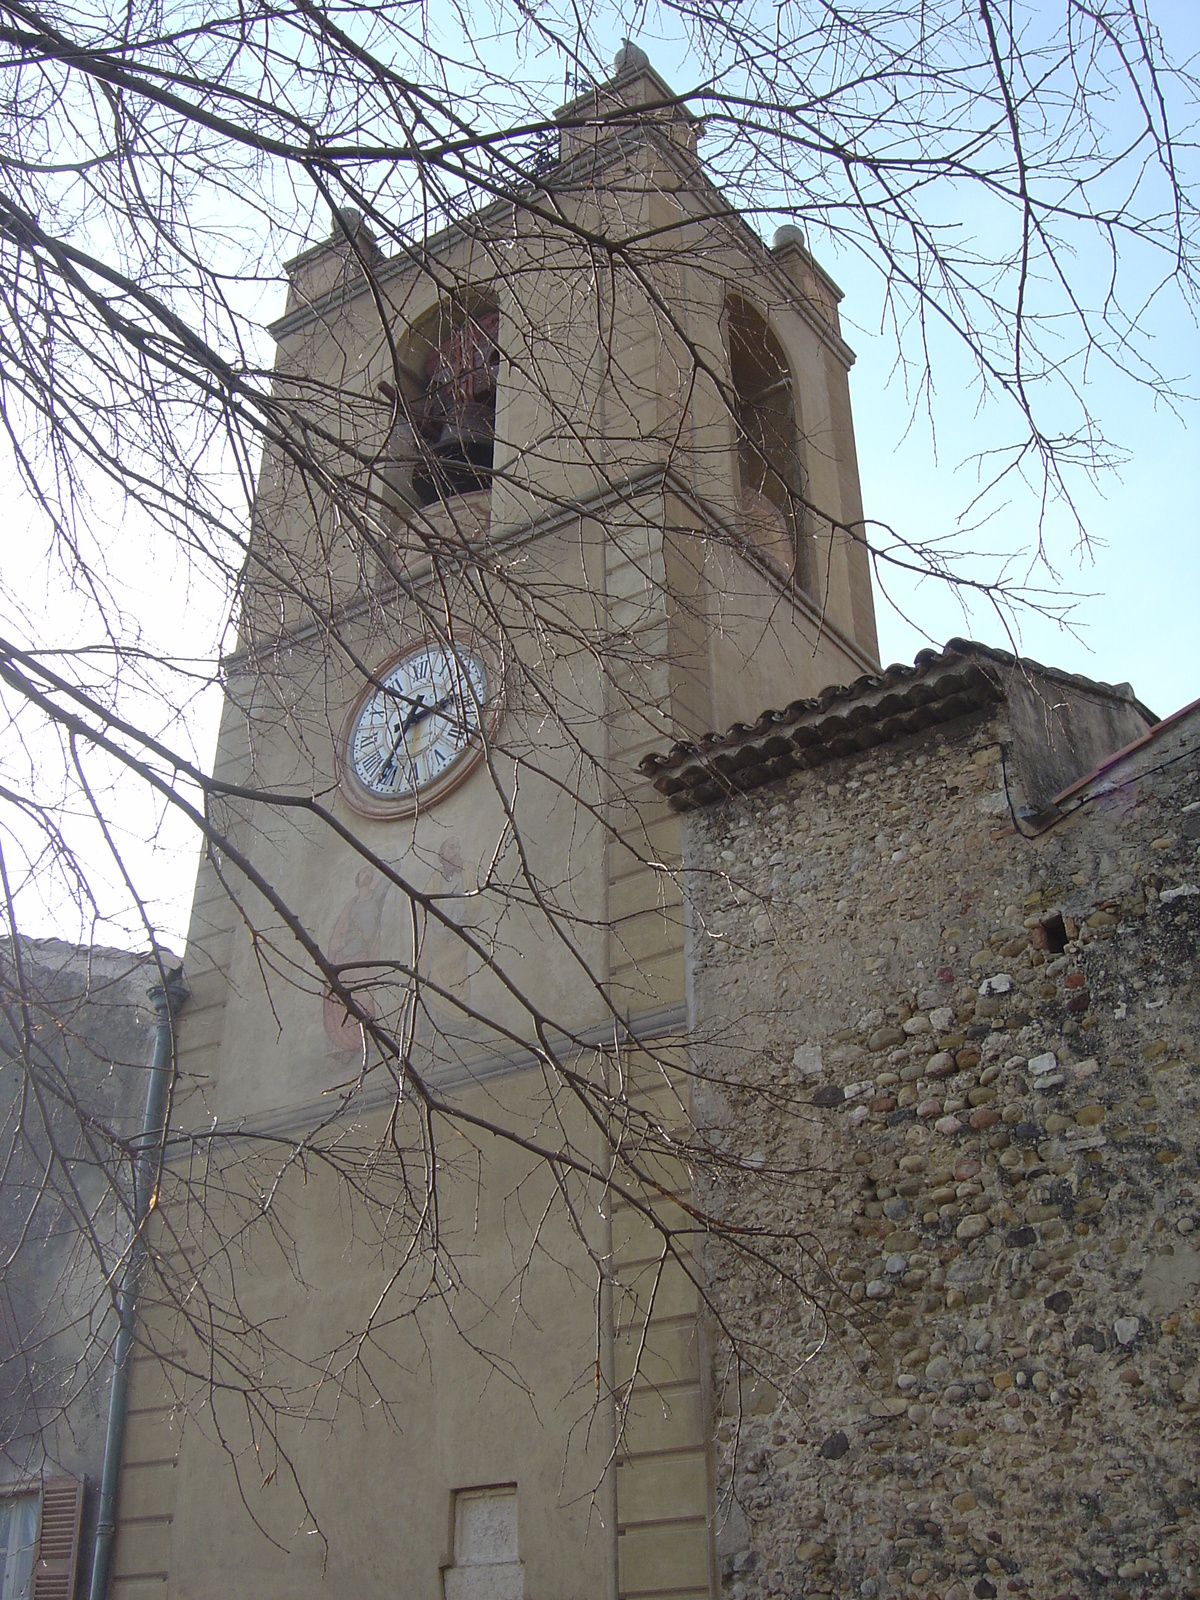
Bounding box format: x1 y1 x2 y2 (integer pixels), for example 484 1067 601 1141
639 638 1156 812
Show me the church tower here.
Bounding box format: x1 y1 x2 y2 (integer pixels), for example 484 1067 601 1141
107 46 879 1600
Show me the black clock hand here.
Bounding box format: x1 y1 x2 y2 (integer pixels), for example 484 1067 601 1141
402 690 460 737
401 696 430 734
421 690 459 725
373 689 465 789
378 694 427 784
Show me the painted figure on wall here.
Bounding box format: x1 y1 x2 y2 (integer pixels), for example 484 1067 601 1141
422 837 473 1018
324 865 392 1057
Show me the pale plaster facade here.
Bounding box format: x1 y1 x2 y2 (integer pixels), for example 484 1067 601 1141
107 49 880 1600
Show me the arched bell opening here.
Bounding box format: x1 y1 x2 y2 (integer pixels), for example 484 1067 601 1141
726 298 813 595
408 302 501 509
376 299 501 520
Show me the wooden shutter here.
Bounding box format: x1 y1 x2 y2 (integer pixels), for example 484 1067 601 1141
32 1476 84 1600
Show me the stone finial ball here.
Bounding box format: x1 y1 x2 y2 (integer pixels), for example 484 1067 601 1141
614 38 650 74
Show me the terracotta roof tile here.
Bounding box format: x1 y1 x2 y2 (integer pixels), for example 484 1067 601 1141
638 638 1153 811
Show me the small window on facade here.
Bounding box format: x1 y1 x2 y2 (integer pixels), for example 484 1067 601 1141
442 1484 523 1600
727 298 812 594
411 307 501 508
0 1492 38 1600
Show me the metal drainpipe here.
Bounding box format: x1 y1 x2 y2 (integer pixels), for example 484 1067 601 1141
88 964 187 1600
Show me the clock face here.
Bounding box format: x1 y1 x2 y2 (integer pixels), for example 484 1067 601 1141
338 641 497 815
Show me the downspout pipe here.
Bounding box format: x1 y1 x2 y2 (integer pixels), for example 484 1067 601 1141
89 964 188 1600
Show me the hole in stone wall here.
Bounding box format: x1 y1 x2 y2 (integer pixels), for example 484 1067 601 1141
1036 913 1067 955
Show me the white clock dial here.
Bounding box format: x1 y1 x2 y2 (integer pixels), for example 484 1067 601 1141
349 645 489 802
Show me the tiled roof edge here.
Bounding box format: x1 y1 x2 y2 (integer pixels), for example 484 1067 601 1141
638 638 1155 811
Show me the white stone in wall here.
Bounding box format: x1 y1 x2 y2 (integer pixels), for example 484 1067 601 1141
444 1569 524 1600
443 1487 524 1600
791 1043 823 1079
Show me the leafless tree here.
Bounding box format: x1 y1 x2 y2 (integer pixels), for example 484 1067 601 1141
0 0 1196 1560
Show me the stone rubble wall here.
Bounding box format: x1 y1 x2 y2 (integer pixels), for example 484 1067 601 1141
683 704 1200 1600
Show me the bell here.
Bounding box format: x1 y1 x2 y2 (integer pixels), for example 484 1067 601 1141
412 400 494 504
427 401 495 471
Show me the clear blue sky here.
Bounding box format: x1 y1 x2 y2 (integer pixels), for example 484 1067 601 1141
667 0 1200 720
844 260 1200 720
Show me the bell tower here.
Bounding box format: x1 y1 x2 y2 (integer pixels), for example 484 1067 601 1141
108 45 879 1600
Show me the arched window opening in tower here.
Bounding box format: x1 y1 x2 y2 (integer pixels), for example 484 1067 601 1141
411 305 501 508
727 298 813 597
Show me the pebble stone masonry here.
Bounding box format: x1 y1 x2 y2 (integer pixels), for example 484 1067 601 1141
676 660 1200 1600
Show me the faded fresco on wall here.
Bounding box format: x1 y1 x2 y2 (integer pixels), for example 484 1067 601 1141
418 836 479 1040
322 840 486 1062
323 865 393 1058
